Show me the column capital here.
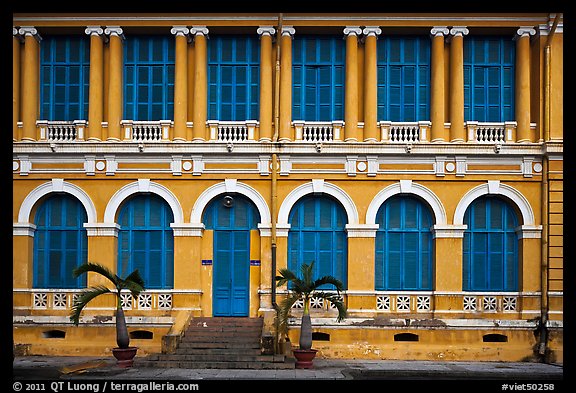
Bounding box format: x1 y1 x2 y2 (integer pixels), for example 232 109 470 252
18 26 41 42
343 26 362 37
281 26 295 37
515 26 536 39
430 26 450 37
257 26 276 37
190 26 209 36
104 26 125 40
449 26 469 37
362 26 382 37
13 27 23 42
85 26 104 36
171 26 190 37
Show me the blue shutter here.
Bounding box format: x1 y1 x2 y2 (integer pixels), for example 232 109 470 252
464 36 515 122
288 195 348 288
208 36 260 121
292 36 344 121
33 195 87 288
377 36 430 122
117 194 174 289
124 35 174 120
40 36 90 121
463 197 519 291
375 195 433 290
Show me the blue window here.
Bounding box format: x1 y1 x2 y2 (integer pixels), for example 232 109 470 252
33 194 88 288
204 195 260 316
464 36 515 122
293 36 345 121
124 35 175 121
288 195 347 288
377 36 430 122
463 196 519 291
40 36 90 121
208 36 260 121
118 194 174 289
375 195 433 290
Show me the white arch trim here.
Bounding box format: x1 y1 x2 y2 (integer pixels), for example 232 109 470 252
277 179 359 225
453 180 536 226
190 179 271 225
366 180 447 226
104 179 184 224
17 179 97 224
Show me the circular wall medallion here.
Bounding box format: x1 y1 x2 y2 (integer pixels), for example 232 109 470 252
182 161 193 171
445 162 456 172
13 161 19 171
357 161 367 172
95 161 106 171
533 162 543 173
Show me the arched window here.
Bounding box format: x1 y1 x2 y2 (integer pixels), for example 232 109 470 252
463 196 519 291
33 194 88 288
288 195 347 288
204 194 260 317
375 195 433 290
117 194 174 289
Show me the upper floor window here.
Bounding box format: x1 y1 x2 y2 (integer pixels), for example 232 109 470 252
208 36 260 121
40 36 90 121
124 35 175 121
464 36 515 122
293 35 345 121
377 36 430 122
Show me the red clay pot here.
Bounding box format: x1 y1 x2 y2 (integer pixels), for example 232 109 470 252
292 348 318 369
112 347 138 368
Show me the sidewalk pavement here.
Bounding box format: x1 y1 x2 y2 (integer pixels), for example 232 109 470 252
13 355 564 383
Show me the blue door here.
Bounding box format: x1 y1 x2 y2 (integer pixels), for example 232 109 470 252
203 195 259 316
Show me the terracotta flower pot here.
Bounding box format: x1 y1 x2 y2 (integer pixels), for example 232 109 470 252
292 348 317 369
112 347 138 368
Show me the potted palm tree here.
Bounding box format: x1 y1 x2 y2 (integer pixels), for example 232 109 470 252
70 262 145 368
275 261 347 369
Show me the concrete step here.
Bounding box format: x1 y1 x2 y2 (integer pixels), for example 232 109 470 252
139 359 296 370
155 354 287 363
177 341 261 349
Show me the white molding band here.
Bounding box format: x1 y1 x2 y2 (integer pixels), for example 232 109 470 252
453 181 536 226
83 223 120 237
190 180 271 227
365 180 447 226
17 179 97 225
277 180 359 226
103 179 184 225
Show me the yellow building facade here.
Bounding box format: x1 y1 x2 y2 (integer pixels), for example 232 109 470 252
13 13 563 363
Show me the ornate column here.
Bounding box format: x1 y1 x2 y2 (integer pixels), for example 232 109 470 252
448 27 469 143
515 27 536 142
362 26 381 142
104 26 124 141
430 27 450 142
190 26 209 141
19 27 41 141
85 26 105 141
258 26 275 142
279 26 295 142
344 27 362 142
13 28 22 141
171 26 190 141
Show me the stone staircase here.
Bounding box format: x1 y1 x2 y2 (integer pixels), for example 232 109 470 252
139 317 295 369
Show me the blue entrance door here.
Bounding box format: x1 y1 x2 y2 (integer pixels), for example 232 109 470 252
203 194 260 316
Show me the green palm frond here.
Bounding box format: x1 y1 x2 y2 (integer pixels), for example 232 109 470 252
123 269 145 296
73 262 120 288
313 275 344 293
70 285 111 326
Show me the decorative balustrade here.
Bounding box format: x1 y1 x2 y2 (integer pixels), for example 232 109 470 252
378 121 430 143
208 120 258 142
466 121 517 143
36 120 86 141
293 121 343 142
31 290 173 311
122 120 172 142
